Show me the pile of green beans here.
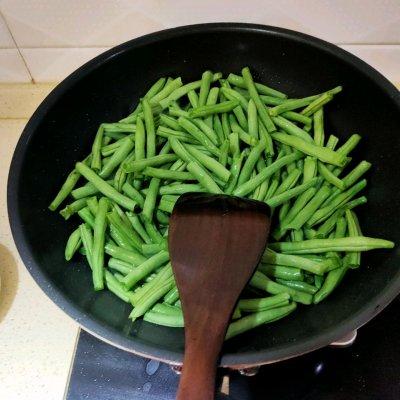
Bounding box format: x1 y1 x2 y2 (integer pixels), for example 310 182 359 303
50 67 394 340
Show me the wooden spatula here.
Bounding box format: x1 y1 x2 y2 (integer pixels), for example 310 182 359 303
168 193 271 400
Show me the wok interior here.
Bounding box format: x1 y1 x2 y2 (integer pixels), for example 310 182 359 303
14 26 400 364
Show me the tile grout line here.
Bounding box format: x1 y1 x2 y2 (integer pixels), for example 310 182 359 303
0 9 35 83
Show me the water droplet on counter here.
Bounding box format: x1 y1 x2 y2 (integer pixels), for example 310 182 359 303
145 360 160 376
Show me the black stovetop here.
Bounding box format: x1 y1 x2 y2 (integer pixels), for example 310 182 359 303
66 296 400 400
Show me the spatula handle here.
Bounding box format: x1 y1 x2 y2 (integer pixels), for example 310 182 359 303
176 335 221 400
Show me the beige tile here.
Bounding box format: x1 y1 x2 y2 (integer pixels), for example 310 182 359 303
0 13 15 48
0 118 79 400
1 0 400 47
340 44 400 82
0 49 31 82
20 47 109 82
0 82 56 118
1 0 164 47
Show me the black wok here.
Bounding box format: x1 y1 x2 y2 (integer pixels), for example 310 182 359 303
7 23 400 368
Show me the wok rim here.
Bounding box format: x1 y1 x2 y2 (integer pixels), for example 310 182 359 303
7 22 400 367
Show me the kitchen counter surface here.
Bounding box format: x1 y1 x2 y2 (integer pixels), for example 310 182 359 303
0 83 79 400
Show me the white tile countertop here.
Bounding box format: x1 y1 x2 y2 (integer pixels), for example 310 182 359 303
0 80 399 400
0 84 79 400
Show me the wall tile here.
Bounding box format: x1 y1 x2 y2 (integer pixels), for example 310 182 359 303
1 0 400 48
0 49 31 82
20 47 109 82
1 0 164 47
0 13 14 48
340 45 400 83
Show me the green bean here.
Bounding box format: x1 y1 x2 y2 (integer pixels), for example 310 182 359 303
152 303 182 315
314 209 344 238
187 89 199 108
105 271 133 303
286 185 331 230
143 220 163 244
233 152 302 197
197 70 213 107
238 293 290 312
121 182 144 208
157 126 195 143
99 136 135 179
290 229 304 242
258 120 274 156
272 115 313 142
131 264 173 304
144 77 167 99
190 100 239 118
275 279 318 294
142 241 167 256
78 207 95 228
192 119 219 145
123 250 170 289
247 98 258 138
302 156 316 183
233 104 248 131
108 258 134 275
226 303 297 340
159 114 181 130
102 123 136 133
301 93 333 117
344 209 361 269
59 198 88 220
76 162 137 210
318 162 345 189
126 213 152 244
79 223 94 268
270 236 394 254
142 178 160 222
237 139 266 186
221 112 230 138
343 196 367 210
123 154 177 173
266 177 319 208
65 227 81 261
130 275 175 320
105 243 143 267
164 286 180 305
227 73 287 99
91 125 104 171
49 168 81 211
250 271 312 304
108 209 143 251
269 97 317 116
103 130 128 140
273 168 301 196
261 248 326 275
178 117 220 157
184 143 231 182
336 134 361 156
213 114 225 144
142 167 193 181
149 77 182 106
258 264 304 281
241 67 275 133
158 183 203 195
220 87 249 111
86 196 98 215
91 198 108 290
271 132 347 167
144 309 183 327
186 162 223 194
314 266 347 304
313 108 325 146
282 111 312 126
71 181 107 200
307 179 367 226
